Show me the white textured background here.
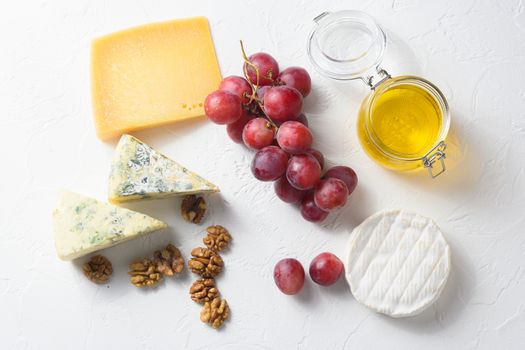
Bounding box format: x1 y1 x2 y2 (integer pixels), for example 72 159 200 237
1 0 525 349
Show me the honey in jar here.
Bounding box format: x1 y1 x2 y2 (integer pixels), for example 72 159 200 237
357 76 449 171
308 10 450 177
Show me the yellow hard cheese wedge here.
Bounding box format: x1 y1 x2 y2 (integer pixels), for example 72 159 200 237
53 191 167 260
91 17 221 140
108 134 219 203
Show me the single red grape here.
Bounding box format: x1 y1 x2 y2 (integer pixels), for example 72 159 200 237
276 121 313 154
204 90 242 125
300 192 329 222
256 85 271 102
323 166 358 196
226 110 254 144
309 252 344 286
313 178 348 211
245 52 279 86
273 258 305 295
263 86 303 124
251 146 289 181
242 117 275 150
278 67 312 97
274 176 305 204
308 149 324 169
219 76 253 104
296 113 309 127
286 154 321 190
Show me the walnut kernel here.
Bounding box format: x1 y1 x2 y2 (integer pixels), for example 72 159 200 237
153 244 184 276
190 278 219 304
203 225 232 252
188 247 224 278
82 255 113 284
181 195 206 224
200 297 230 329
128 259 162 288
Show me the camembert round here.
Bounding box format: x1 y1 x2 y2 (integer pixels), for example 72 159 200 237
345 209 451 318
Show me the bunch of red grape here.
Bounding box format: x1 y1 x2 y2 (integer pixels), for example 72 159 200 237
204 44 358 223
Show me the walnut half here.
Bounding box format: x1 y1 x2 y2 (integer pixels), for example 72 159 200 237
181 195 206 224
203 225 232 252
128 259 162 288
83 255 113 284
188 247 224 278
200 297 229 329
153 244 184 276
190 278 219 304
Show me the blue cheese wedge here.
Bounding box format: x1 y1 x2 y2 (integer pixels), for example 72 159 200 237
108 134 219 203
53 191 167 260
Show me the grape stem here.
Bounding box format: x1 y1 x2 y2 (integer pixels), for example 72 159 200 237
240 40 278 130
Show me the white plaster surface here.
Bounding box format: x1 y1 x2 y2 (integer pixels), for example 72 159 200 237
1 1 525 349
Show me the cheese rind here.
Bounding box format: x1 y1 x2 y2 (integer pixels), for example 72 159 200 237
91 17 221 140
53 191 167 260
108 134 219 203
345 209 451 318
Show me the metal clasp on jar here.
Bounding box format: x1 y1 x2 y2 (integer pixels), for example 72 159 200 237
363 67 391 89
422 141 447 178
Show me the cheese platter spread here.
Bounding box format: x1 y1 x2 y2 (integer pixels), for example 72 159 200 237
52 9 456 331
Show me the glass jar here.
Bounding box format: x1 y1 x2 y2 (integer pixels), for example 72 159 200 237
307 10 450 177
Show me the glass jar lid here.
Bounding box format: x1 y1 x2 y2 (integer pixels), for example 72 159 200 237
307 10 386 81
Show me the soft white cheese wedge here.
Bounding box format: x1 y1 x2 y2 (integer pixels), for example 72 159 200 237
53 191 167 261
345 209 451 318
108 134 219 203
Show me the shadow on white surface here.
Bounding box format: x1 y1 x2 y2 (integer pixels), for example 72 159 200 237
108 116 210 149
321 272 352 296
319 181 371 232
296 272 351 305
383 29 424 76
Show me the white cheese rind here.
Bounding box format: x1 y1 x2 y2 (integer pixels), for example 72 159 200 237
108 134 219 203
345 209 451 318
53 191 167 261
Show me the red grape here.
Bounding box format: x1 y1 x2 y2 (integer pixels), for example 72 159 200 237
256 85 270 102
278 67 312 97
314 178 348 211
323 166 358 196
263 86 303 124
219 76 253 104
273 258 305 295
308 149 324 169
204 90 242 125
300 192 329 222
251 146 289 181
309 252 344 286
242 117 275 150
245 52 279 86
286 154 321 190
274 176 305 204
226 111 254 144
276 121 313 154
297 113 309 127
